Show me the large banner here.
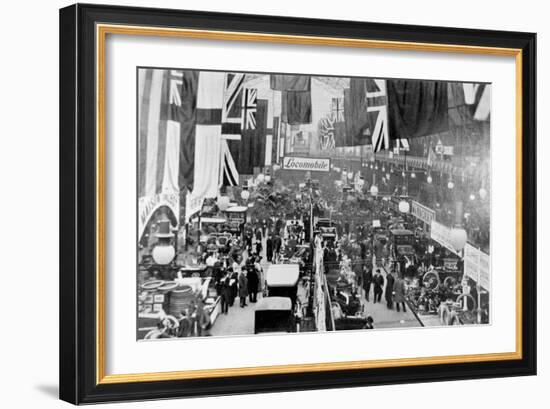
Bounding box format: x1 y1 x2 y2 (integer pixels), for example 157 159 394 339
464 244 491 290
430 221 461 256
138 193 180 239
282 156 331 172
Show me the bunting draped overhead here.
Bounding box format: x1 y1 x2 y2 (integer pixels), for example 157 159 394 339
137 69 491 232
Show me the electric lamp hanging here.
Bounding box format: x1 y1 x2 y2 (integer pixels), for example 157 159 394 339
448 180 455 189
449 227 468 251
240 189 250 201
398 200 410 213
479 187 488 200
427 175 433 184
217 195 230 211
370 185 379 197
151 217 175 265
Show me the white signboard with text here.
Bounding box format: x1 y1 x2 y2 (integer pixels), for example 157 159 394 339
411 201 436 225
282 156 331 172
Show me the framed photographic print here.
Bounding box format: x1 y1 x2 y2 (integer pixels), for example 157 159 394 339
59 3 536 405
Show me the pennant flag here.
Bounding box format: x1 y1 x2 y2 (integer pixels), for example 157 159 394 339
282 90 312 125
463 83 491 121
270 74 311 91
387 79 449 140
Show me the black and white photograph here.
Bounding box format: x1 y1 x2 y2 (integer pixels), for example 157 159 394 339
136 68 491 339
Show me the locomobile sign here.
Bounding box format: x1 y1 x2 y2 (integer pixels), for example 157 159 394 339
282 156 330 172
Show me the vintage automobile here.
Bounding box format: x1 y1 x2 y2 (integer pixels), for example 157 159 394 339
264 263 300 306
389 229 416 258
254 263 302 334
254 297 295 334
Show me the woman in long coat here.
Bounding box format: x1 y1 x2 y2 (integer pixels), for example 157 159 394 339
238 271 248 307
393 275 407 312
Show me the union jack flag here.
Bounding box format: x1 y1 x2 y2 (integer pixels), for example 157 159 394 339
331 97 344 122
242 88 257 130
318 114 336 150
365 79 390 152
221 73 246 140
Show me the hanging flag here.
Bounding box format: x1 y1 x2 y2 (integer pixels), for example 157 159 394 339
242 88 258 130
394 138 410 151
463 83 491 121
221 73 246 140
331 97 345 122
138 68 199 196
282 90 312 125
426 143 436 166
387 79 449 140
272 116 280 165
318 114 337 150
270 74 311 91
220 139 239 187
365 79 391 152
233 99 268 175
187 71 225 214
340 78 390 151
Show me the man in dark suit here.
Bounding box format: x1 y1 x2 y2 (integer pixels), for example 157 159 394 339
363 266 373 302
373 269 384 303
385 270 395 309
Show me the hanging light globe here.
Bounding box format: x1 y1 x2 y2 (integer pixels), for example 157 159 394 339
479 187 488 200
469 193 476 201
217 195 230 211
256 173 265 183
401 171 406 177
265 175 271 182
386 173 390 179
448 180 455 189
398 200 410 213
347 171 353 179
375 164 378 170
449 227 468 251
370 185 379 197
411 172 416 179
427 175 433 184
152 244 175 265
382 166 386 172
241 189 250 201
